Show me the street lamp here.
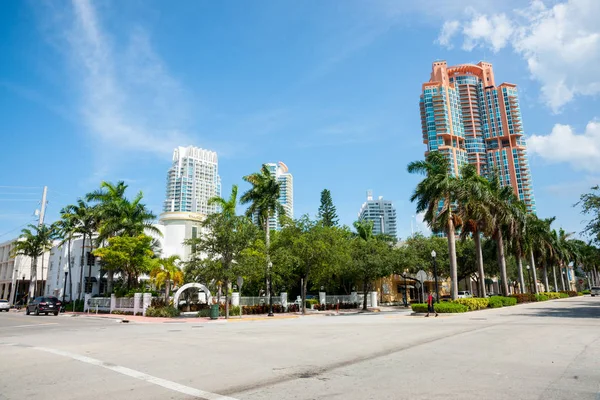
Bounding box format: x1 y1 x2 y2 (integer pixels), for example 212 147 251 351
62 267 69 312
267 261 274 317
526 265 533 294
431 250 439 304
402 270 409 308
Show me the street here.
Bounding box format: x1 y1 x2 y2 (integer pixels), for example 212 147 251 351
0 297 599 400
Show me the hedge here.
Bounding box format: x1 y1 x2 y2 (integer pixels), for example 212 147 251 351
559 290 578 297
535 294 549 302
488 297 503 308
145 306 180 318
541 292 562 300
411 303 428 313
499 296 517 306
582 290 590 295
453 298 489 311
435 302 468 313
577 292 583 296
510 293 536 303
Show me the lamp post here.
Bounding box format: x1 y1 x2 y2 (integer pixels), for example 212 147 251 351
431 250 439 304
267 261 274 317
62 268 69 311
402 270 408 308
562 270 566 291
21 275 25 305
526 265 533 294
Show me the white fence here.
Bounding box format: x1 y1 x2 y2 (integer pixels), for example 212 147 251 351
84 293 152 316
239 296 283 306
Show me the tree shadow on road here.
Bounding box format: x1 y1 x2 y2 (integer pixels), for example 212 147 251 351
515 300 600 319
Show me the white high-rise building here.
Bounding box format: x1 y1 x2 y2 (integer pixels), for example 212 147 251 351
358 190 397 238
164 146 221 215
259 162 293 231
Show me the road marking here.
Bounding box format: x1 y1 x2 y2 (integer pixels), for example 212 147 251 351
0 323 58 330
0 343 238 400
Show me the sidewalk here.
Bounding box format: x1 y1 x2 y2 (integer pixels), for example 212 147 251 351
65 311 305 324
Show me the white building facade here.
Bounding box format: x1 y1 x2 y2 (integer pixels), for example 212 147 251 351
163 146 221 215
358 191 398 238
0 238 51 305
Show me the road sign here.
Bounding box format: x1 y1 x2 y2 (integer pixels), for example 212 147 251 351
416 270 428 283
415 281 422 289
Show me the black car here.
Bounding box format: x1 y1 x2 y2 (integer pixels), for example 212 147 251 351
26 296 62 316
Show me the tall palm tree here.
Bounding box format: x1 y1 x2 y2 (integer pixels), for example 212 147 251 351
63 199 98 301
408 152 462 299
525 215 555 292
506 197 528 294
95 190 161 240
241 165 285 300
457 164 493 298
150 255 182 304
12 224 56 299
53 209 78 301
485 173 517 296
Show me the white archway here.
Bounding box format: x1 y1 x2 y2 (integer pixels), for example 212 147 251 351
173 283 212 307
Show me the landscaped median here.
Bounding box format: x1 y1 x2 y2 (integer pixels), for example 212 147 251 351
410 291 583 314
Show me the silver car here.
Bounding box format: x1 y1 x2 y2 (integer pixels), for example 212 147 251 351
591 287 600 297
0 299 10 312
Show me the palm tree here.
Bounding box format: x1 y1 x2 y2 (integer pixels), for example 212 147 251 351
505 197 528 294
525 215 555 292
150 255 182 304
408 152 462 299
63 199 98 301
95 190 161 240
457 164 493 298
12 224 56 299
241 165 285 300
485 173 517 296
53 209 79 301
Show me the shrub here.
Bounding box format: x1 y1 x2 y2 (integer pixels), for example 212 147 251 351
488 297 503 308
145 306 180 318
541 292 561 300
453 298 489 311
499 296 517 306
435 302 468 313
314 302 359 311
510 293 536 303
305 299 319 308
197 309 211 318
411 303 428 313
559 292 569 298
582 290 590 295
64 299 85 312
535 294 549 302
559 290 577 297
110 310 133 315
577 292 583 296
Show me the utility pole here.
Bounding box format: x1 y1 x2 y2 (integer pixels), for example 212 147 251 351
38 186 48 226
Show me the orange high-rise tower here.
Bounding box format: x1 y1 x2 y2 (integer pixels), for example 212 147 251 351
419 61 536 212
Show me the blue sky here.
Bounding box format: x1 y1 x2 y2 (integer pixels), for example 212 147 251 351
1 0 599 241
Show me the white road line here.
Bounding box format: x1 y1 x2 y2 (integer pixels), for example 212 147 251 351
0 343 238 400
0 323 58 330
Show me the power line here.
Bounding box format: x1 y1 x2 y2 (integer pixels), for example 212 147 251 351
0 220 36 239
0 185 42 189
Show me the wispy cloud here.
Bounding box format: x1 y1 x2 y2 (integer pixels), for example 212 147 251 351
55 0 191 156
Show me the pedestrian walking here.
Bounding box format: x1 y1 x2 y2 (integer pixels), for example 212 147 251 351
425 291 438 317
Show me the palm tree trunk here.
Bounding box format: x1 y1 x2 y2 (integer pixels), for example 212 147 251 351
265 214 271 300
28 256 38 299
473 229 486 298
78 234 86 302
542 263 549 293
559 265 566 291
530 256 539 295
67 238 73 301
87 241 94 295
447 218 458 300
553 265 559 292
165 280 170 304
516 252 525 294
496 229 509 296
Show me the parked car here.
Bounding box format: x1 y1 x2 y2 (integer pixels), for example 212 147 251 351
457 291 473 299
591 287 600 297
0 299 10 312
26 296 62 316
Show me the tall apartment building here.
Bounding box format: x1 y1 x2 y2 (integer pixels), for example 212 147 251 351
255 162 293 231
163 146 221 215
358 191 397 238
419 61 536 212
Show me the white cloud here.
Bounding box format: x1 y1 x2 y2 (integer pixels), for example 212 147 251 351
437 20 460 48
61 0 190 155
528 120 600 170
437 0 600 112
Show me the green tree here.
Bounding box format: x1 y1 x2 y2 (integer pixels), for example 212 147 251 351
351 220 394 310
576 185 600 245
187 185 258 318
241 165 286 301
407 152 461 299
317 189 339 227
53 208 78 300
12 224 56 299
150 255 183 304
92 234 155 290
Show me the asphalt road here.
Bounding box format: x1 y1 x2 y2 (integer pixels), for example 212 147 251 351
0 297 598 400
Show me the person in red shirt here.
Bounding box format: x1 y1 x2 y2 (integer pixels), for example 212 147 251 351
425 291 438 317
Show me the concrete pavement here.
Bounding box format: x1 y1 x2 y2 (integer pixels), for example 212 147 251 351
0 297 598 399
